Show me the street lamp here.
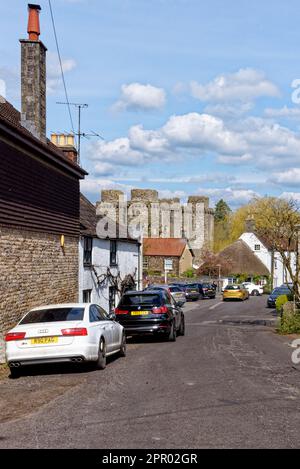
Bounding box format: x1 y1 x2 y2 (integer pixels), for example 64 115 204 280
216 264 221 293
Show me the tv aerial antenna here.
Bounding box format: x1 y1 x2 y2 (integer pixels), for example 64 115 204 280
56 102 104 164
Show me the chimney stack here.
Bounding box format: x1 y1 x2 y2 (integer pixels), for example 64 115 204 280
50 134 78 164
20 4 47 142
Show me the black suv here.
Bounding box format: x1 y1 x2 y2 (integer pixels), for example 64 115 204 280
189 283 216 299
115 290 185 341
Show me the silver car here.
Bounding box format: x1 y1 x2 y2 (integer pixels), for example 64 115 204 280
144 285 186 306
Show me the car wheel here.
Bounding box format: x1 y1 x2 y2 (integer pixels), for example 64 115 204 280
166 321 176 342
252 290 259 296
118 333 127 357
178 315 185 336
9 367 21 379
95 339 106 370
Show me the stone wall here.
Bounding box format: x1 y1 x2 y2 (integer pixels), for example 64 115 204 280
145 256 180 276
97 189 215 261
0 227 79 362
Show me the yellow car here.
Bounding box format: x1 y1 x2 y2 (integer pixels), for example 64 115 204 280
223 284 249 301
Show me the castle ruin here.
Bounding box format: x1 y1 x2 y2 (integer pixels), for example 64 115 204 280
96 189 214 263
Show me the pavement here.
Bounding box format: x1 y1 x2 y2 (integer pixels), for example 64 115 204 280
0 295 300 449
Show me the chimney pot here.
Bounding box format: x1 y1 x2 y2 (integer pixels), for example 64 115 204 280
27 4 41 41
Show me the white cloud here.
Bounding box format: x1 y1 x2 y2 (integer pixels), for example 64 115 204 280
191 68 279 103
162 113 247 155
112 82 166 112
88 137 144 166
80 178 133 197
280 192 300 202
196 187 259 207
218 153 253 164
47 52 76 95
129 124 170 155
204 102 254 118
264 105 300 119
87 110 300 177
270 168 300 186
94 162 118 177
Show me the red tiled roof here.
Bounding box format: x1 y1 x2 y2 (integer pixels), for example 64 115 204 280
144 238 188 257
0 100 87 177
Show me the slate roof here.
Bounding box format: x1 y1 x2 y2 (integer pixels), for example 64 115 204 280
0 99 87 178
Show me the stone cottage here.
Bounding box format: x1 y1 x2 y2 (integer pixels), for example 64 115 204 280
143 238 194 277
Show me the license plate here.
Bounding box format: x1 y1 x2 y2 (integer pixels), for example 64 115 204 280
30 337 59 345
131 311 148 316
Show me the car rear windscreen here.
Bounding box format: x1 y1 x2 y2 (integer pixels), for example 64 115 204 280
20 307 85 324
225 285 240 290
119 294 162 306
272 288 291 295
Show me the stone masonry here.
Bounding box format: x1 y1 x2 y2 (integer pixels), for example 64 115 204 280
97 189 214 262
0 227 78 361
20 39 47 141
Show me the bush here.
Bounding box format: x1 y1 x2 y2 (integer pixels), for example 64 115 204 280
263 285 271 295
278 305 300 334
276 295 289 312
182 269 195 278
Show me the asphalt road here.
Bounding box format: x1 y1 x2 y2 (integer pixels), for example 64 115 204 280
0 296 300 449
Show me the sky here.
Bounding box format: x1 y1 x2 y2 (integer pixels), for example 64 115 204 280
1 0 300 209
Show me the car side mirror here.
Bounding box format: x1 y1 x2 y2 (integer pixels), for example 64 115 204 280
109 311 116 320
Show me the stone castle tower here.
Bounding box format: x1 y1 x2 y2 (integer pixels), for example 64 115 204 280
96 189 214 262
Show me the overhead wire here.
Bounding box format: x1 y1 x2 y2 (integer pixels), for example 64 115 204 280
48 0 77 145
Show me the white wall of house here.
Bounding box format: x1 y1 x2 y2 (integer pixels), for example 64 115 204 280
240 232 296 287
79 237 142 313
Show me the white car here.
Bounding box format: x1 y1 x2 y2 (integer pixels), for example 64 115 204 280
5 303 126 377
242 282 264 296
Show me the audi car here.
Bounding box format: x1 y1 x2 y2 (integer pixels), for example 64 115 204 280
5 303 126 377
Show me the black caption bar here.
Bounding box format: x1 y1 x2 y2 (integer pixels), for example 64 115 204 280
0 449 292 465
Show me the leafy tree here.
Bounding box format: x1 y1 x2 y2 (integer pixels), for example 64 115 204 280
197 250 233 277
251 197 300 303
214 199 232 222
214 200 232 252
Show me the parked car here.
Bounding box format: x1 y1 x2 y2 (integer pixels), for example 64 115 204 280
5 303 126 378
115 290 185 340
267 286 293 308
170 283 200 301
223 284 249 301
242 282 263 296
189 282 216 299
144 284 186 306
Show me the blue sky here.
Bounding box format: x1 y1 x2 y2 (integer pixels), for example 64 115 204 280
1 0 300 208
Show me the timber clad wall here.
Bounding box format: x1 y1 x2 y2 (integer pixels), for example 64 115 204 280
0 227 78 334
0 140 80 236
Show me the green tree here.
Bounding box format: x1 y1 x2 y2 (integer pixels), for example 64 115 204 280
214 199 232 222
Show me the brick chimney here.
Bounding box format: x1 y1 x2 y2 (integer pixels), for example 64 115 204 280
51 134 78 164
20 4 47 142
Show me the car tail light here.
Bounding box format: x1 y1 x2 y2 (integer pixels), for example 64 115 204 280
61 328 88 337
152 306 168 314
115 308 129 315
5 332 26 342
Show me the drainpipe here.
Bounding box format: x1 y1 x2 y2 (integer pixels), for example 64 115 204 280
271 248 275 291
